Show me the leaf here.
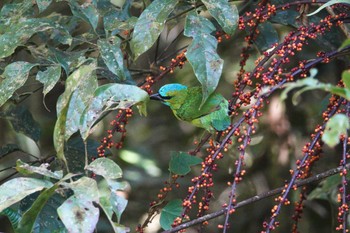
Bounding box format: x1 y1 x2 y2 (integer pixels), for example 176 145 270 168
342 69 350 90
160 199 182 230
322 114 350 147
64 71 98 141
308 174 342 203
16 160 63 180
0 144 20 159
110 192 128 223
86 158 123 180
169 152 202 175
98 38 131 81
0 19 54 59
63 177 99 202
270 9 300 27
36 66 61 97
0 105 41 142
130 0 179 59
57 196 99 233
254 22 279 52
0 62 37 107
0 178 53 212
35 0 52 13
307 0 350 16
54 63 96 163
201 0 238 35
68 1 99 29
79 83 149 140
184 12 223 106
16 184 59 233
339 38 350 50
0 208 21 229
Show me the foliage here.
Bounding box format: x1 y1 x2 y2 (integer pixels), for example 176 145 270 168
0 0 349 233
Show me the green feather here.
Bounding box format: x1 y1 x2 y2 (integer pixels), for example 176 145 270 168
154 84 231 132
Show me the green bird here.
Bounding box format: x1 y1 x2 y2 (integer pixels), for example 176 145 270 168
150 83 231 132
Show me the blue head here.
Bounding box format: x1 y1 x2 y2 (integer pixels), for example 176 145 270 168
150 83 188 107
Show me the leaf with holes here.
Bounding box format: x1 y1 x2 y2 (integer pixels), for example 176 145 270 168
16 160 63 180
57 196 99 233
86 158 123 180
130 0 179 59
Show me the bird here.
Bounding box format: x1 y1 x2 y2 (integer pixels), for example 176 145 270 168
150 83 231 132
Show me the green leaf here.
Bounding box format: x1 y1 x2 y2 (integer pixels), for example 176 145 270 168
86 158 123 180
270 9 299 27
36 66 61 98
57 196 99 233
0 144 20 159
254 22 279 52
16 160 63 180
322 114 350 147
184 11 216 37
35 0 53 13
110 192 128 223
0 62 37 107
0 105 41 142
98 38 131 81
0 178 53 212
68 1 99 29
184 12 223 106
201 0 238 35
79 83 149 140
160 199 182 230
0 19 54 59
169 152 202 175
48 48 88 75
342 70 350 90
308 175 342 203
130 0 179 59
16 184 59 233
339 38 350 50
0 208 21 229
64 72 98 141
307 0 350 16
54 62 96 163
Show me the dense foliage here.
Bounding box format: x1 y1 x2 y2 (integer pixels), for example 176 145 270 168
0 0 350 232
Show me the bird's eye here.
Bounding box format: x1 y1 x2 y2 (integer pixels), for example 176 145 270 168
160 94 172 100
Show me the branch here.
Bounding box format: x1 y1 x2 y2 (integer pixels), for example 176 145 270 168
162 162 350 233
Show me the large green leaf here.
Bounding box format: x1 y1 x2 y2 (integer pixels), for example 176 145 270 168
0 19 54 59
86 158 123 180
16 184 59 233
201 0 238 35
160 199 182 230
0 178 53 212
79 83 149 140
322 114 350 147
36 66 62 98
169 151 202 175
0 62 37 107
98 38 131 81
0 105 41 142
54 63 96 163
57 196 99 233
130 0 179 59
184 12 223 106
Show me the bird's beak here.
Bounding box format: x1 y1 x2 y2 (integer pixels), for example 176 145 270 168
150 93 164 101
